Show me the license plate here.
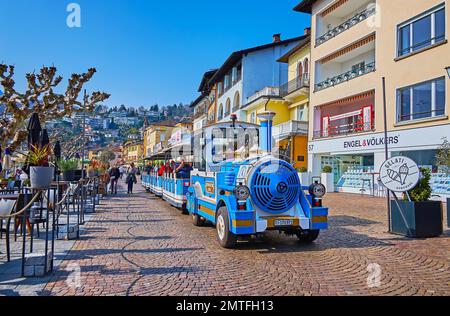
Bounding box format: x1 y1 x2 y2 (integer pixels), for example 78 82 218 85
274 220 294 227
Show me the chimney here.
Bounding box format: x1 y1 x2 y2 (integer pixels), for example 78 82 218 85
304 27 311 35
272 34 281 43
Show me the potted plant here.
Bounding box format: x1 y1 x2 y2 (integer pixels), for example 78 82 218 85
390 168 443 238
321 165 335 193
297 167 310 185
28 144 54 189
58 159 79 182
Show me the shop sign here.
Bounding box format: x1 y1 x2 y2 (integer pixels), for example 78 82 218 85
379 156 420 193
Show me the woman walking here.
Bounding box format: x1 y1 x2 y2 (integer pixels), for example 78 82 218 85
126 163 138 195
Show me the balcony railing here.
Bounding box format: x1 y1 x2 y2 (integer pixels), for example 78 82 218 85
273 120 308 140
315 61 375 92
247 86 280 104
280 74 310 98
316 5 376 46
193 106 207 120
313 121 374 139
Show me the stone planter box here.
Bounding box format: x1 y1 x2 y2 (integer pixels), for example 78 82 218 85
298 172 310 186
29 166 54 189
24 252 53 277
390 200 443 238
321 173 335 193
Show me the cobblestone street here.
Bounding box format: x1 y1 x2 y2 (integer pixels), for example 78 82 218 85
43 183 450 296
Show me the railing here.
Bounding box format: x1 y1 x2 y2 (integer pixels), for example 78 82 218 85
315 5 376 46
247 86 280 104
315 61 375 92
193 106 207 120
280 74 310 97
313 121 374 139
273 120 309 140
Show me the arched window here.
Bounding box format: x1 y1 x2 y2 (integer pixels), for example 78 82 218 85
225 98 231 117
218 104 224 121
297 61 303 79
303 58 309 80
233 91 240 112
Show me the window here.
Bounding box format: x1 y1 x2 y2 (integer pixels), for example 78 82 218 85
303 58 309 79
233 91 240 112
218 104 224 120
297 62 303 78
225 98 231 117
250 112 256 124
218 82 223 96
397 77 446 122
397 5 446 57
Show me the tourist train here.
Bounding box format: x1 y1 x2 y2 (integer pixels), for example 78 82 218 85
142 112 328 248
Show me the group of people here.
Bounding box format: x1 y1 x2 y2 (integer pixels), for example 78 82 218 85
108 164 139 195
145 158 193 179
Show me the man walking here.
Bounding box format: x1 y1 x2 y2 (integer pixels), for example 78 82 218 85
109 165 121 194
126 163 138 195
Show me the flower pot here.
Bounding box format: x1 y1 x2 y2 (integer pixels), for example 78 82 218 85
29 166 54 189
390 200 443 238
321 173 335 193
298 172 310 186
73 170 85 181
61 170 76 182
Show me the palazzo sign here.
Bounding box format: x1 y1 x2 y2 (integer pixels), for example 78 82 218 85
379 156 420 193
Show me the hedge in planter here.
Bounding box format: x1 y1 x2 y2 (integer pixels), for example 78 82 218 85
58 159 79 182
390 168 443 238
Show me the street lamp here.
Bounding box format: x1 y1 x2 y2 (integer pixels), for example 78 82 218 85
446 66 450 79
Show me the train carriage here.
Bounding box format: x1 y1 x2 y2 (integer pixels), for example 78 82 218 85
143 112 329 248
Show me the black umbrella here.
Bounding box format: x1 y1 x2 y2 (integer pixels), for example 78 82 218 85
0 145 2 174
40 129 50 148
27 113 42 149
54 141 62 160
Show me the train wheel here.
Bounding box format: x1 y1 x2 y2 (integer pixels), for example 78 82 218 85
296 230 320 243
192 213 203 226
216 207 237 249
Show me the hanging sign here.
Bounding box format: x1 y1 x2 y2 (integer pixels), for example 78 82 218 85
379 156 420 193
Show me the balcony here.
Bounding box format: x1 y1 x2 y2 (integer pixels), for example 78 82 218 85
193 106 207 120
315 61 375 92
316 5 376 47
273 120 308 140
247 86 280 104
280 74 310 98
314 119 374 139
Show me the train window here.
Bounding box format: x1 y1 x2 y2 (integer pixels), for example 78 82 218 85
212 127 259 163
193 131 206 171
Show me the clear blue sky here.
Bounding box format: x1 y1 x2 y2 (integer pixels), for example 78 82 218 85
1 0 310 108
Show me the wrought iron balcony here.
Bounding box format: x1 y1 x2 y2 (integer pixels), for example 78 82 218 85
280 74 310 98
315 62 375 92
315 6 376 47
313 121 374 139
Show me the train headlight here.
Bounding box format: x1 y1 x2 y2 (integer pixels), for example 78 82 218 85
234 185 250 201
309 183 326 198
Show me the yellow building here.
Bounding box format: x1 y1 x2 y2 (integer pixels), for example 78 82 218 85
122 140 144 166
294 0 449 194
241 33 311 169
143 121 177 158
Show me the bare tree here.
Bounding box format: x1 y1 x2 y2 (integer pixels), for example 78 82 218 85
0 64 110 152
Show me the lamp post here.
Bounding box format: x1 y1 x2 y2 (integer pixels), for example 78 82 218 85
446 66 450 79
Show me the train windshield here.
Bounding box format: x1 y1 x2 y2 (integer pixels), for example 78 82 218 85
212 127 259 163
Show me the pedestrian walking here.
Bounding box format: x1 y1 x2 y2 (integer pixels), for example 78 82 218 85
109 166 121 195
126 163 138 194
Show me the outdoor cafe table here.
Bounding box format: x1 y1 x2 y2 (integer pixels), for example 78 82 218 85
0 194 19 200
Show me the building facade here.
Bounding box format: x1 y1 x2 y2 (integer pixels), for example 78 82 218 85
295 0 449 195
122 140 144 166
209 34 307 123
143 121 177 158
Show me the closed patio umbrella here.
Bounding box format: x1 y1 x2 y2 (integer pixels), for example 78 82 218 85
40 129 50 148
54 141 62 160
27 113 42 149
2 148 12 174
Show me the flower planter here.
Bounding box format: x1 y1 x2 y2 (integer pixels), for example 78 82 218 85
61 170 76 182
321 173 335 193
29 166 54 189
390 200 443 238
73 170 86 181
298 172 310 186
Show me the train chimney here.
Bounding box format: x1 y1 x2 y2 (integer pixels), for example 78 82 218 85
257 111 276 153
